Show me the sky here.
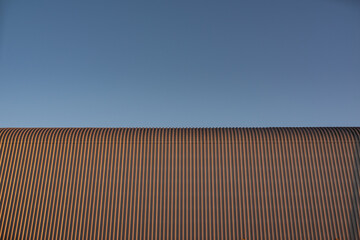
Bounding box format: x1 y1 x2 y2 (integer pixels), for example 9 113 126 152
0 0 359 127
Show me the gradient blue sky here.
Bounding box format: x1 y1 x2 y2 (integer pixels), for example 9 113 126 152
1 0 359 127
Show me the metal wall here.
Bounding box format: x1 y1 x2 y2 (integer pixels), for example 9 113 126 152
1 128 359 239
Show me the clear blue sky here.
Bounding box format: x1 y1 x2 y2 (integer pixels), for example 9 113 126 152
0 0 359 127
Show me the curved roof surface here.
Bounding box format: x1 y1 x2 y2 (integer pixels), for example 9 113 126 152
1 127 360 239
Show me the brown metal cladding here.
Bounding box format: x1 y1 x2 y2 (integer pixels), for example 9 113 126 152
0 127 359 239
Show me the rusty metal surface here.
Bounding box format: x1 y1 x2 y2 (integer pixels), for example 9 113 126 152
1 127 359 239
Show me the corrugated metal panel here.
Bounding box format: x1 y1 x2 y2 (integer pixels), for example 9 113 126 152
0 127 359 239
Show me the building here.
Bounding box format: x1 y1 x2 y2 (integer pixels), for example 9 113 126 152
1 127 359 239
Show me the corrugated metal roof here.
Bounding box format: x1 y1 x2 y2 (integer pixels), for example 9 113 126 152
1 127 359 239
